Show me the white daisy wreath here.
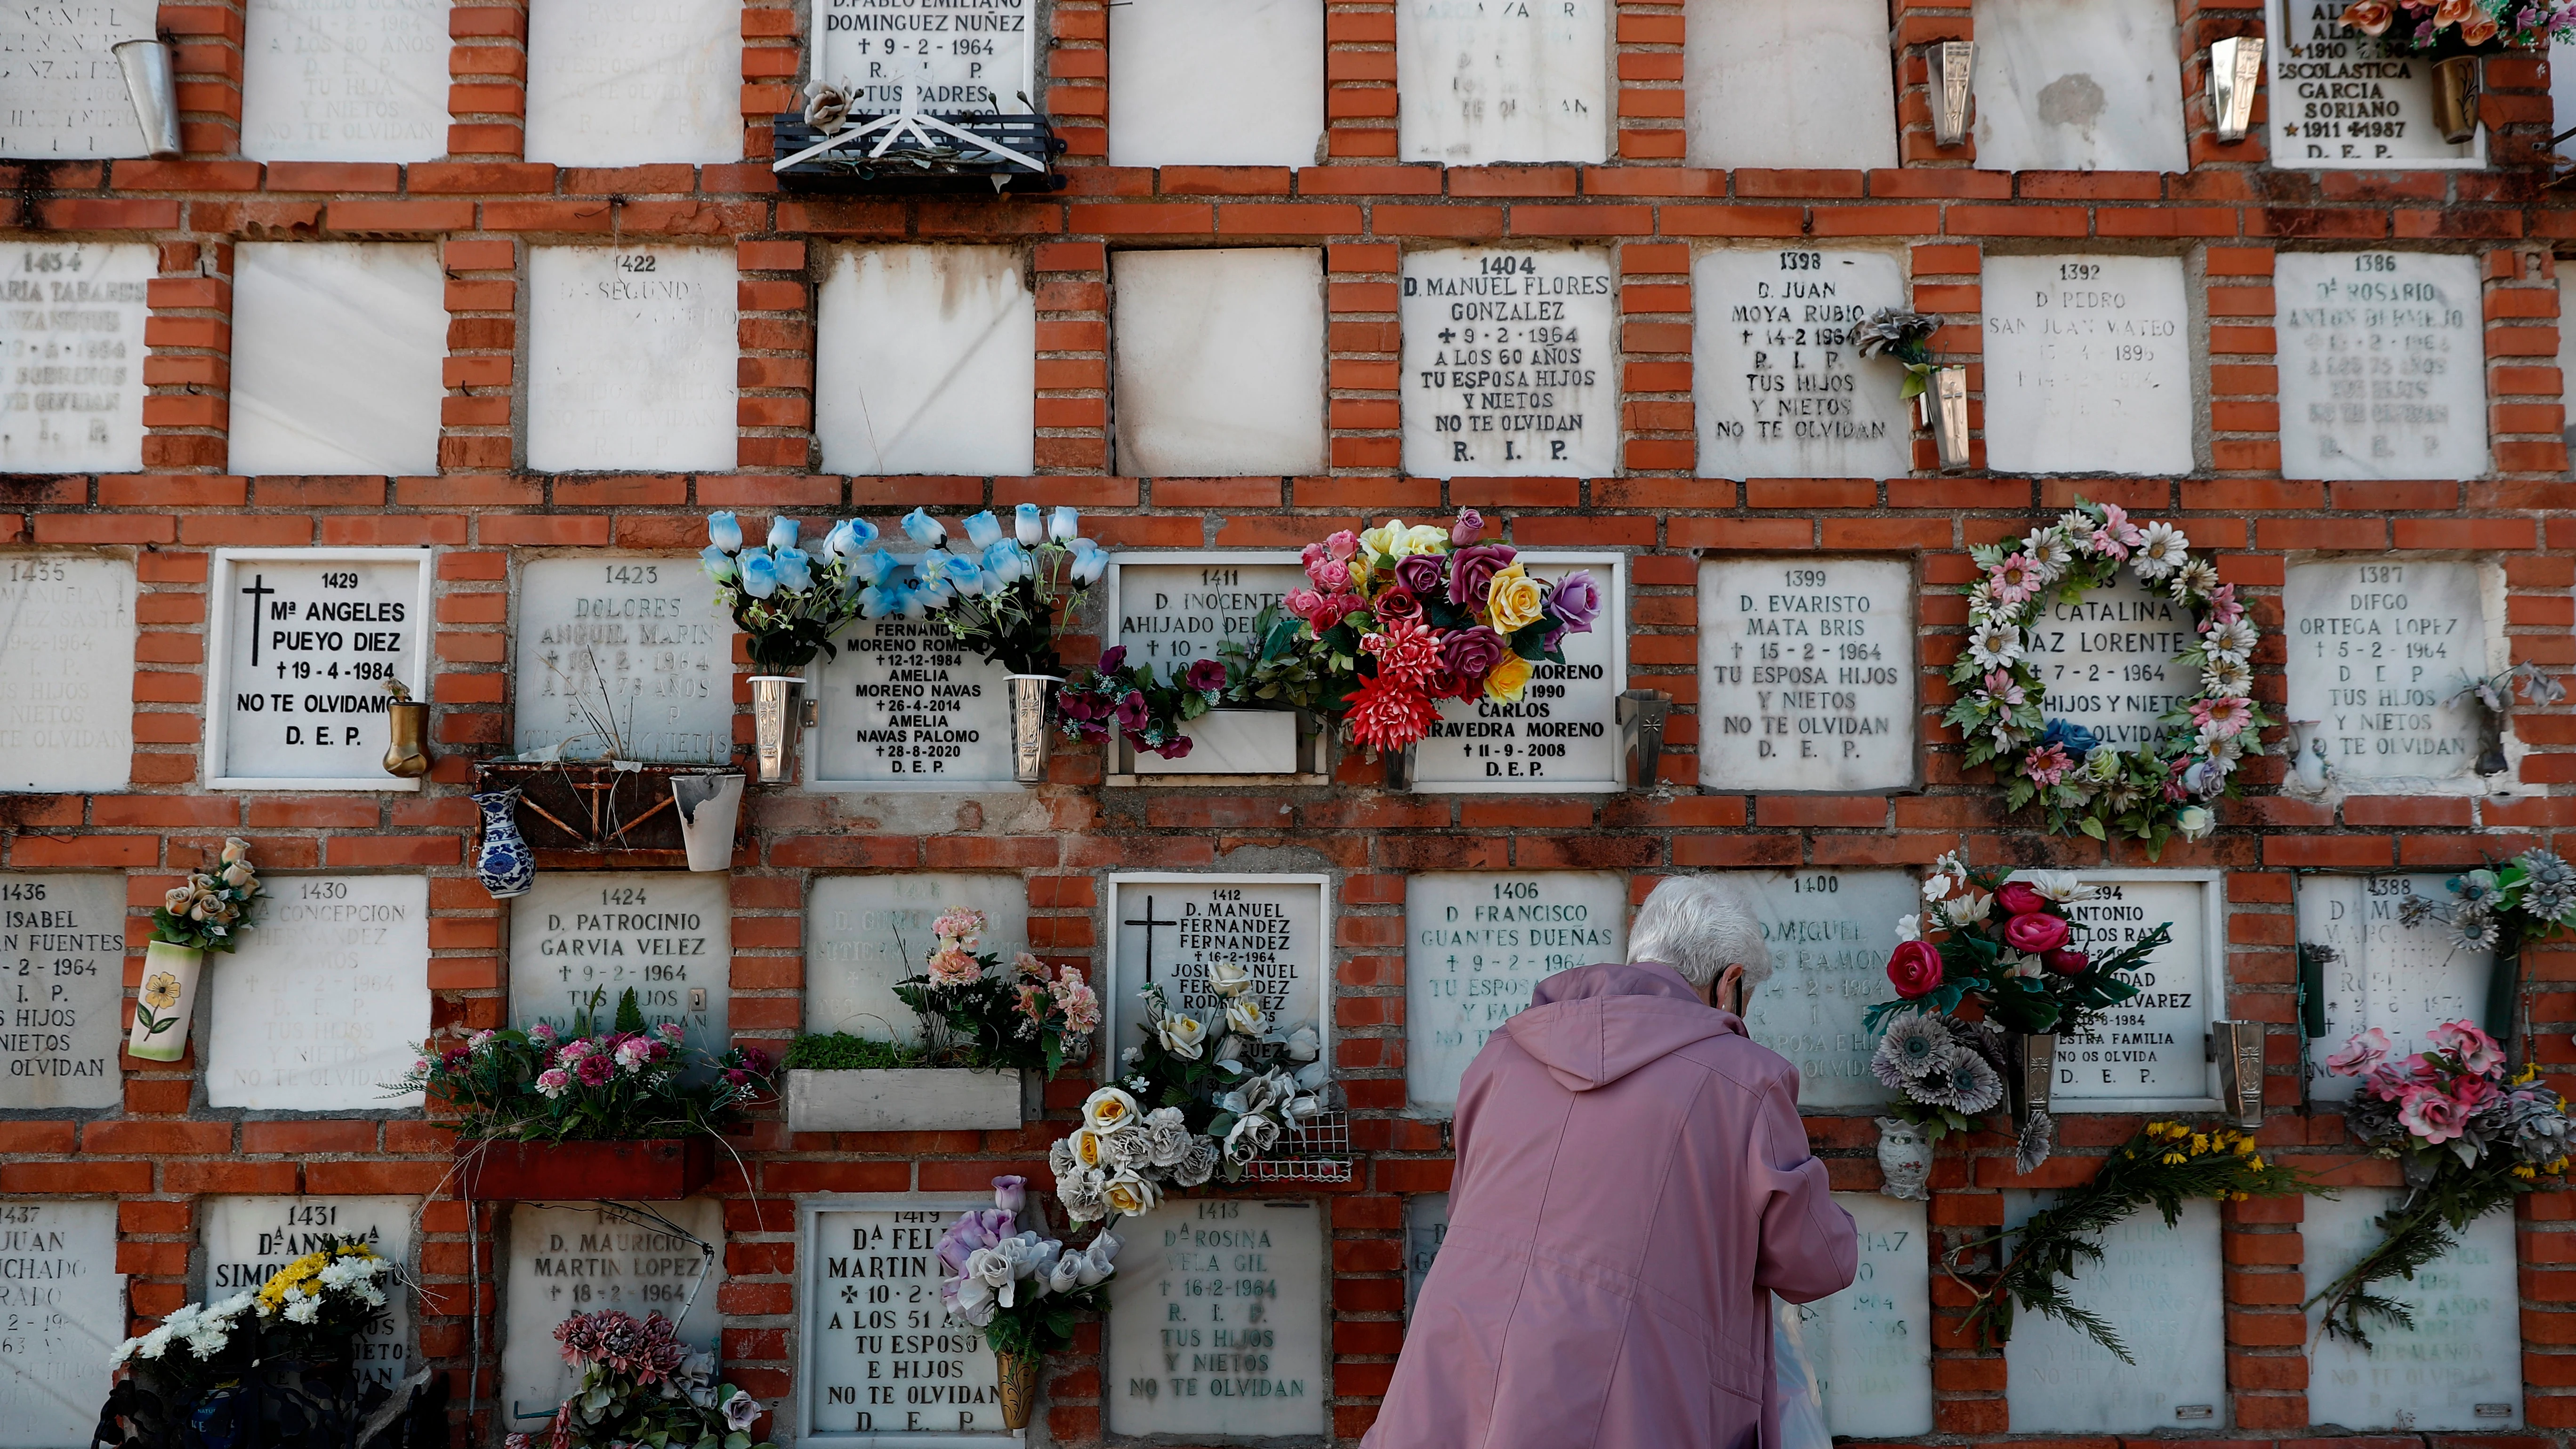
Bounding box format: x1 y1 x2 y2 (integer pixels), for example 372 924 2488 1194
1944 499 2269 857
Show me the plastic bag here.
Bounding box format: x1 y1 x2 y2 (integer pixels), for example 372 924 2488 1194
1771 1294 1831 1449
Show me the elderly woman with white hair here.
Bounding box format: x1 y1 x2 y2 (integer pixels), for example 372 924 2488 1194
1362 876 1857 1449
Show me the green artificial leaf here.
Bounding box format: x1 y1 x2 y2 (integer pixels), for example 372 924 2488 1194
2079 817 2107 841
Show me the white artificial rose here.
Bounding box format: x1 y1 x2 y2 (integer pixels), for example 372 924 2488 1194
1083 1086 1142 1135
1206 960 1255 997
1156 1014 1208 1060
1048 1251 1085 1295
1294 1060 1329 1092
1893 914 1921 944
1074 1233 1120 1288
965 1246 1017 1308
1951 892 1994 924
1224 1113 1280 1164
1102 1170 1161 1217
1224 995 1270 1038
1284 1026 1320 1063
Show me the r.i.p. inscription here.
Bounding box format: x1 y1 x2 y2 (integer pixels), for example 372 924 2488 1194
1401 248 1616 479
1692 249 1911 482
1104 1199 1328 1439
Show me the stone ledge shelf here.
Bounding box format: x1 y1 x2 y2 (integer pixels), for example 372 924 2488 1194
784 1067 1027 1134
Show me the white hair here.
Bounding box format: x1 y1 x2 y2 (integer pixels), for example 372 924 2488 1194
1626 877 1771 990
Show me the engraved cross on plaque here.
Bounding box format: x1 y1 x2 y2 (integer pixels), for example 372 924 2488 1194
240 572 275 667
1123 894 1177 983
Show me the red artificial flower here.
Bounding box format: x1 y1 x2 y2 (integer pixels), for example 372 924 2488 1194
2001 912 2071 955
2043 947 2090 975
1362 617 1447 689
1345 668 1441 755
1887 940 1944 998
1994 880 2050 916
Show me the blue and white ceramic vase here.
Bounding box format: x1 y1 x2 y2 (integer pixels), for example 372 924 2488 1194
472 788 536 899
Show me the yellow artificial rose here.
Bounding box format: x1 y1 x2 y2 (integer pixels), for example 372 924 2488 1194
1397 523 1449 556
1069 1127 1107 1169
1486 563 1546 633
1346 554 1372 594
1357 521 1406 560
1483 653 1534 702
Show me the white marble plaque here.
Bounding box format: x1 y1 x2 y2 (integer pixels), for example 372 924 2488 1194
515 557 732 765
503 1200 724 1430
1981 255 2193 475
2021 568 2194 757
1107 0 1323 168
805 874 1028 1043
1698 558 1914 792
1784 1194 1933 1438
2049 870 2220 1109
0 3 150 159
1971 0 2188 174
1417 554 1623 791
1404 871 1626 1114
229 242 446 478
524 0 741 166
2266 0 2484 169
1105 1199 1328 1439
1693 249 1911 482
511 873 729 1060
2004 1195 2225 1431
240 0 448 162
806 615 1019 790
1403 1192 1446 1317
1104 875 1327 1068
2307 1194 2520 1429
202 1196 414 1390
1111 249 1325 477
208 875 431 1111
1731 870 1920 1111
2277 252 2489 483
0 1199 122 1449
2299 873 2496 1102
815 246 1035 479
527 246 737 474
1682 0 1896 170
2284 559 2495 788
1395 0 1605 165
1401 248 1614 479
812 0 1034 113
0 554 133 793
0 874 126 1110
0 241 149 471
1108 555 1305 674
207 549 431 790
800 1198 1012 1442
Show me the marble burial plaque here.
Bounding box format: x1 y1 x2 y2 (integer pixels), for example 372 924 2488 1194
208 549 430 789
0 3 150 158
523 0 740 166
515 557 732 765
0 554 133 793
1971 0 2188 174
503 1200 724 1429
2276 252 2488 482
811 0 1034 113
2283 559 2493 787
2004 1195 2225 1431
208 875 431 1111
2299 874 2495 1102
1401 248 1614 479
1395 0 1606 165
1416 554 1623 790
202 1196 414 1390
1698 558 1914 793
805 874 1029 1043
1404 871 1626 1114
1107 0 1323 168
527 246 737 474
2307 1193 2520 1429
2050 871 2219 1109
511 873 729 1060
1981 255 2192 476
807 615 1019 789
1786 1194 1933 1438
1109 555 1305 674
0 241 149 471
0 874 131 1110
801 1199 1011 1441
240 0 448 162
1693 248 1911 482
228 242 446 477
1731 870 1920 1111
815 246 1036 478
1104 875 1327 1067
1403 1192 1446 1317
1113 249 1325 477
1105 1199 1328 1439
2021 568 2194 757
1682 0 1896 170
2266 0 2484 168
0 1199 122 1449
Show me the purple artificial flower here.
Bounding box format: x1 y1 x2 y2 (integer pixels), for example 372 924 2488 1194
1392 552 1446 600
1440 625 1508 682
1450 508 1485 547
1113 692 1150 732
993 1175 1028 1213
1185 660 1227 692
1096 645 1127 675
1447 543 1518 608
1547 571 1602 635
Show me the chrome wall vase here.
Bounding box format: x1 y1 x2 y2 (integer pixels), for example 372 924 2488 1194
1919 366 1971 470
1932 42 1975 147
748 675 801 783
113 39 184 159
2212 1020 2266 1130
2210 36 2265 144
1006 674 1057 784
1617 690 1669 789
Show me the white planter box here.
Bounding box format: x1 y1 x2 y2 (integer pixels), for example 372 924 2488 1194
785 1068 1025 1133
1130 708 1304 776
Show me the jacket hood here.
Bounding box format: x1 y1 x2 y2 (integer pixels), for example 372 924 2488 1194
1504 961 1746 1092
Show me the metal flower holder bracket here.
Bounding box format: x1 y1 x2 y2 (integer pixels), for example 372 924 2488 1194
2210 1020 2265 1130
773 68 1046 177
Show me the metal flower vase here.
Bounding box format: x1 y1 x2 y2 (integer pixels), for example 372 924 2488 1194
1382 742 1418 790
670 773 745 872
126 939 203 1062
994 1348 1041 1431
2432 56 2479 145
2005 1032 2055 1128
748 676 801 783
471 788 536 900
381 696 432 778
1919 366 1970 469
112 39 183 158
1932 41 1975 147
2209 36 2264 143
1006 675 1058 783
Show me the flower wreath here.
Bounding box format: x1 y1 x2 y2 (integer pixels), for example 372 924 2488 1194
1944 499 2271 856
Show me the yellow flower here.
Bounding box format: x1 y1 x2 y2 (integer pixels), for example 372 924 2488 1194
1483 653 1534 703
2232 1191 2249 1202
2162 1152 2188 1166
2234 1136 2255 1155
2248 1155 2264 1171
1399 523 1450 556
1486 563 1547 633
140 973 182 1010
2516 1164 2538 1180
2190 1134 2209 1155
1346 554 1372 593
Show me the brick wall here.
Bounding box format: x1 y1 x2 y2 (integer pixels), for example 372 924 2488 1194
2 0 2574 1444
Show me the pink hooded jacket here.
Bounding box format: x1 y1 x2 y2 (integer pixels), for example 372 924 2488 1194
1362 961 1857 1449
